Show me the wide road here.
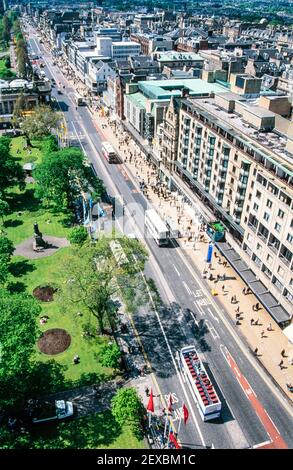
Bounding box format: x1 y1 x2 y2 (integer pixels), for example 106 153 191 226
26 22 293 449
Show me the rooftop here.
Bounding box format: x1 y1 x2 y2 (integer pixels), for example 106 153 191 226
137 78 227 100
184 95 293 178
126 92 148 109
156 51 204 62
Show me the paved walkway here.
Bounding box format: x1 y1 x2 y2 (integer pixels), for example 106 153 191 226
92 111 293 403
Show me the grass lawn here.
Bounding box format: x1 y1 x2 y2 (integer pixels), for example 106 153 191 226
10 248 114 388
10 136 43 165
4 184 71 245
0 57 16 79
29 410 146 449
4 137 114 390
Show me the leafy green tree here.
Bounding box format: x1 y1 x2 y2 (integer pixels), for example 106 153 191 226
0 289 41 411
20 105 61 144
0 235 15 285
41 135 59 155
60 236 148 334
0 136 25 196
111 388 145 438
0 199 9 224
69 226 88 245
2 15 11 46
101 342 121 369
34 147 104 210
15 37 32 79
12 93 27 128
0 235 14 259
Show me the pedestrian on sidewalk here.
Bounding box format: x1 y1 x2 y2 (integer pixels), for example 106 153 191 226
255 318 259 325
145 387 150 397
242 287 246 295
261 330 265 338
235 305 240 313
254 348 258 356
279 360 284 368
267 323 272 331
250 318 255 325
255 302 260 311
281 349 286 357
222 285 225 292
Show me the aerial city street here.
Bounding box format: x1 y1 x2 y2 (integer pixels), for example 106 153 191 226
0 0 292 456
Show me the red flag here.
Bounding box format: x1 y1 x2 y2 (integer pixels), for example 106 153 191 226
183 403 189 425
168 393 173 412
169 430 181 449
147 389 154 413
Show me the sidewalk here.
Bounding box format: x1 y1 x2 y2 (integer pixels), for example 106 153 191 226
93 110 293 403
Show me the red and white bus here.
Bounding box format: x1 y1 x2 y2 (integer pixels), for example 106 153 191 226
180 345 222 421
101 141 119 164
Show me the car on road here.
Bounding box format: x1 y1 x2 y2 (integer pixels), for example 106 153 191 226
57 90 62 95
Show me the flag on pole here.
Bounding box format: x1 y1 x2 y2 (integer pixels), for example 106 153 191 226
147 389 154 413
168 393 173 412
183 403 189 425
169 430 181 449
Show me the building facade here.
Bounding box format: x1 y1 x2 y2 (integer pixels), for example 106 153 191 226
175 92 293 315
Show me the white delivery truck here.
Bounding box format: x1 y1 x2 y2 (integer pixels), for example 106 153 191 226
33 400 74 424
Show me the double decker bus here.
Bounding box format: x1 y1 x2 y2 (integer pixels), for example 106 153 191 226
101 141 119 163
180 345 222 421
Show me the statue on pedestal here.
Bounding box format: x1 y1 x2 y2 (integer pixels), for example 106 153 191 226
33 223 47 251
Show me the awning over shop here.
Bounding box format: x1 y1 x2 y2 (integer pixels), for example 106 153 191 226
216 241 291 327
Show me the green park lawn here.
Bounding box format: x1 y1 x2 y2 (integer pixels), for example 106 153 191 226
0 57 16 79
11 249 113 387
10 136 43 165
4 184 71 245
5 137 114 390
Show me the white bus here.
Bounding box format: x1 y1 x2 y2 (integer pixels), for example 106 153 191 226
145 209 169 246
180 345 222 421
101 141 119 164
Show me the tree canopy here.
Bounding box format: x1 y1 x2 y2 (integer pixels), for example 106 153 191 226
100 342 121 369
20 105 62 142
34 147 105 210
60 235 148 334
0 289 41 410
0 136 24 197
68 226 88 246
111 388 145 438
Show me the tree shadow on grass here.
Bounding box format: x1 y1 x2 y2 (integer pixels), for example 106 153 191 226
7 188 40 213
30 410 122 448
7 281 27 294
60 213 74 228
10 259 36 277
3 219 23 228
29 360 68 396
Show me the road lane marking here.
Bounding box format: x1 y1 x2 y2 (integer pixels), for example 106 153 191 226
205 320 220 340
226 351 288 449
171 240 293 419
207 307 220 323
182 281 191 295
193 300 203 315
252 440 272 449
172 264 181 277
